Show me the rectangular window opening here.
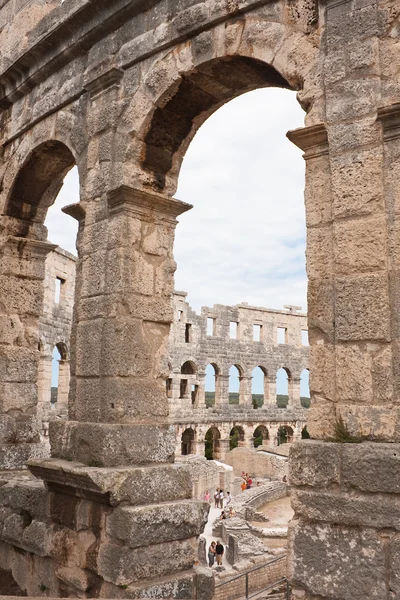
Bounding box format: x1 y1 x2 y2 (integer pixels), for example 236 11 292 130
207 317 216 336
54 277 64 304
301 330 309 346
185 323 192 343
277 327 287 344
166 378 173 398
253 324 262 342
229 322 238 339
180 379 188 398
178 310 183 322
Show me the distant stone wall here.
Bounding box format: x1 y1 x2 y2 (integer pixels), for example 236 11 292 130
224 447 288 482
175 455 236 500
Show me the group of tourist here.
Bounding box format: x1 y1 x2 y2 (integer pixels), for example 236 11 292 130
208 540 225 567
219 507 235 519
240 471 253 491
203 488 232 508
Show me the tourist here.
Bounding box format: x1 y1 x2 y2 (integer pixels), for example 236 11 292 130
204 490 210 502
220 510 226 520
226 491 231 505
219 489 224 508
228 506 235 518
256 481 261 487
247 477 252 489
208 541 216 567
215 540 224 566
241 480 247 492
214 488 220 508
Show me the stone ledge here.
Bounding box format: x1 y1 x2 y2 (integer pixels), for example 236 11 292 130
48 420 176 467
289 440 340 487
28 458 193 506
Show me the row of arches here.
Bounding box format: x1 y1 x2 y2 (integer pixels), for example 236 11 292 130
170 361 310 408
179 423 309 459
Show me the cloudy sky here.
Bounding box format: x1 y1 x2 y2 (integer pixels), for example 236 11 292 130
46 87 308 394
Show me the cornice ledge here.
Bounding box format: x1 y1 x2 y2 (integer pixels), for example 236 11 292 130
377 103 400 141
62 203 86 222
84 68 124 99
286 124 328 159
5 237 58 257
107 185 193 219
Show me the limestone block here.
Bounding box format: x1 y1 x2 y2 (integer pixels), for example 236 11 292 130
0 442 49 470
334 214 387 275
306 225 333 279
21 519 52 556
339 405 396 440
106 500 208 548
0 416 16 443
327 117 381 154
326 78 381 123
331 148 384 219
174 4 208 35
0 275 44 316
309 345 335 400
81 250 106 296
49 421 176 466
97 538 196 585
290 520 386 599
14 415 41 443
336 344 373 404
100 378 169 422
28 458 193 506
0 381 37 413
75 319 103 377
0 480 49 521
55 565 93 592
307 279 335 343
292 489 400 530
106 214 142 250
99 570 197 599
100 316 152 377
72 378 103 422
289 441 340 487
371 344 393 403
341 442 400 493
306 399 337 439
335 274 390 341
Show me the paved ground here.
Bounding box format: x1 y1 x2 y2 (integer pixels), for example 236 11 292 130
253 497 293 528
203 503 232 571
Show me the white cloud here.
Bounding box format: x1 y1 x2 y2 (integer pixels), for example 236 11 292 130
45 87 307 314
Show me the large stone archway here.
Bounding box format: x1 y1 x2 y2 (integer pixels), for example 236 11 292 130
1 0 399 598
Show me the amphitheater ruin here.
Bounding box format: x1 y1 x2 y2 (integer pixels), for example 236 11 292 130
1 0 400 598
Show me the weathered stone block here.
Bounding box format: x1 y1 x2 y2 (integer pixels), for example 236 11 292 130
336 344 373 403
334 214 387 275
335 274 390 341
342 442 400 493
339 405 396 440
289 441 340 487
290 520 386 599
97 538 196 585
292 488 400 530
106 500 208 548
49 421 176 466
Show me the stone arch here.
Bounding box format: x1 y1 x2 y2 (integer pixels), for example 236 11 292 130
253 425 269 448
205 362 220 407
229 425 245 450
126 16 318 194
278 425 294 445
3 139 77 238
276 366 292 407
229 364 244 404
181 427 196 456
205 426 221 460
181 360 197 375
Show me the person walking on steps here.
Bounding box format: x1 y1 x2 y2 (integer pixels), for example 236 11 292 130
215 540 224 566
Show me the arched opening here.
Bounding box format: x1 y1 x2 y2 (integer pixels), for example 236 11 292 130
51 345 61 405
276 367 291 408
278 425 294 445
181 361 196 375
181 428 196 455
301 425 310 439
205 427 221 460
205 363 219 408
252 366 268 408
229 365 242 405
253 425 269 448
300 368 310 408
5 141 76 239
229 425 245 450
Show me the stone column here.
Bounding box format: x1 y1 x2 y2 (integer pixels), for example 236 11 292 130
0 237 56 467
266 376 277 406
217 374 230 406
196 372 207 409
287 0 400 595
289 377 301 408
239 375 252 406
217 439 230 461
37 349 52 434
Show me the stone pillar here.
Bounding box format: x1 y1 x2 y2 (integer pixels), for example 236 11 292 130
217 374 230 406
0 237 56 467
239 375 252 406
37 350 52 434
194 439 206 457
196 372 207 409
217 439 230 461
266 376 277 406
289 377 301 408
30 185 212 596
287 0 400 595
